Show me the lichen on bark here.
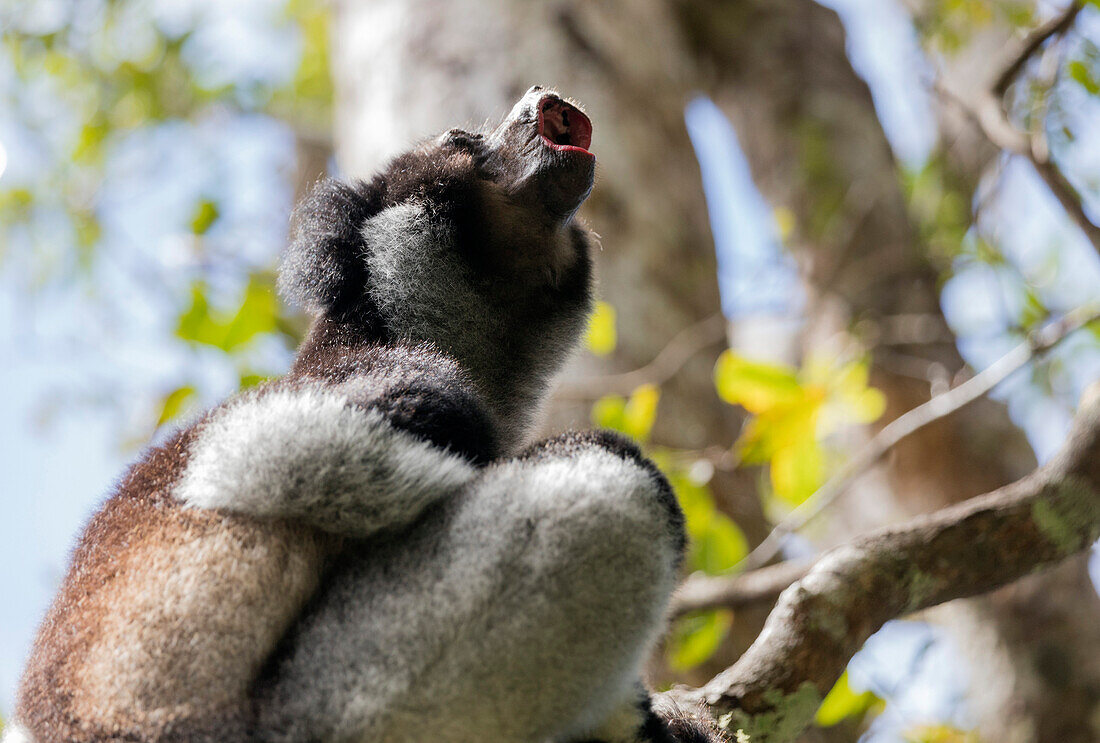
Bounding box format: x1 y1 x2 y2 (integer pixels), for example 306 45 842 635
1030 476 1100 555
720 683 822 743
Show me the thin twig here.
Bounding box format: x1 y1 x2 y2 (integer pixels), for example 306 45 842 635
557 313 727 398
736 304 1100 572
935 1 1100 256
992 1 1084 97
671 559 813 618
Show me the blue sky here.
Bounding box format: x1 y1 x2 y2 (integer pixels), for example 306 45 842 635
2 0 1100 737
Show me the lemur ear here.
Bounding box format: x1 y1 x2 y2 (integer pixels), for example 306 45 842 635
278 178 383 319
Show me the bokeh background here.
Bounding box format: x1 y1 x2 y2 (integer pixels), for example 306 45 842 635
3 1 1100 741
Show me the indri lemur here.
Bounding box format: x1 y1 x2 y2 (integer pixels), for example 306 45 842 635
12 87 720 743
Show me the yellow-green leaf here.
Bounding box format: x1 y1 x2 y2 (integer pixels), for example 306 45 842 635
903 724 981 743
585 301 617 356
1069 60 1100 96
770 433 824 507
219 277 277 351
157 385 196 427
176 282 218 345
773 206 797 242
668 610 733 671
715 351 803 413
175 276 278 352
668 469 714 539
736 398 820 466
190 198 220 235
622 383 660 442
238 373 269 390
73 119 108 164
847 387 886 424
691 514 750 574
815 671 883 727
591 393 626 432
817 357 886 431
0 188 34 220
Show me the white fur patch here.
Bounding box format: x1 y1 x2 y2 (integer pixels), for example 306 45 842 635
175 387 476 536
255 440 682 743
1 723 32 743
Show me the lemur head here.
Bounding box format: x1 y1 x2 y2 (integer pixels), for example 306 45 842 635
280 87 597 451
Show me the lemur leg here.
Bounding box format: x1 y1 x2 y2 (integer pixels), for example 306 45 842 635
253 431 686 743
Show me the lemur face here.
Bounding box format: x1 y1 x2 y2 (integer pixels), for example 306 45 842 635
360 85 595 292
479 85 596 221
281 87 597 449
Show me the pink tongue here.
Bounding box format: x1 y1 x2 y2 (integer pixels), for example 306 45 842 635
540 99 592 151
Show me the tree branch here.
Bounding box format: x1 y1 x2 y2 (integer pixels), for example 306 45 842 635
556 313 727 398
935 1 1100 257
671 560 812 618
991 1 1084 97
736 304 1100 572
663 383 1100 742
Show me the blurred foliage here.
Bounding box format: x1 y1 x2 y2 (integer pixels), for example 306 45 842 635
815 671 884 728
591 383 661 443
903 155 974 268
917 0 1034 52
0 0 330 436
716 351 885 508
584 299 617 356
587 306 751 670
176 274 279 353
903 725 982 743
587 304 887 675
668 609 733 672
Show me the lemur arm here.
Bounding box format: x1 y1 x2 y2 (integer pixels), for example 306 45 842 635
173 372 494 538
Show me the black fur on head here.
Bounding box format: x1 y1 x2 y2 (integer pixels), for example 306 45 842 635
278 87 598 451
277 86 596 330
278 178 385 329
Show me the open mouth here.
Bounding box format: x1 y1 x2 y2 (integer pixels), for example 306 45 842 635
537 96 593 156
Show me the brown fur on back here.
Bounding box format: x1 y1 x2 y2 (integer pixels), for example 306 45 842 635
16 425 336 742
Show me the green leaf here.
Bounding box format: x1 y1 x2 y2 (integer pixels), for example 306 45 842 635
665 465 749 574
219 277 277 351
591 393 627 432
815 671 883 727
715 351 803 413
156 385 197 427
903 724 981 743
668 469 715 539
691 514 750 574
585 300 617 356
0 188 35 221
770 432 824 507
238 373 270 390
175 276 278 352
73 119 109 164
773 206 796 242
828 358 886 427
668 610 733 671
1069 60 1100 96
622 383 660 442
590 385 659 442
189 198 220 235
176 282 219 346
1087 317 1100 342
